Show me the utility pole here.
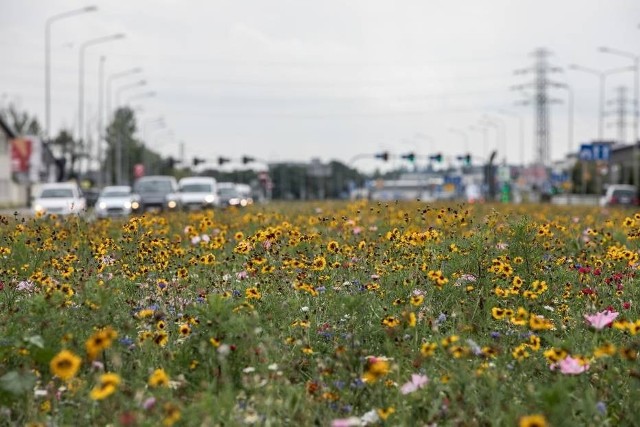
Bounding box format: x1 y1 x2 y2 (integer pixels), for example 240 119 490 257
513 48 562 166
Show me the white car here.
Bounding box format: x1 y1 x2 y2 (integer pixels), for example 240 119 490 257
94 185 141 219
179 177 219 210
600 184 638 207
33 183 86 216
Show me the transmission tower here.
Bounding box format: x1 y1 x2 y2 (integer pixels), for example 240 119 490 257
512 48 562 166
608 86 631 143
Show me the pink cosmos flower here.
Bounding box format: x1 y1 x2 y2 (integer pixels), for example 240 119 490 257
550 356 589 375
400 373 429 395
584 310 619 330
331 417 361 427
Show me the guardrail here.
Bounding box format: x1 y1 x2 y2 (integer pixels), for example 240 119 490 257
551 194 600 206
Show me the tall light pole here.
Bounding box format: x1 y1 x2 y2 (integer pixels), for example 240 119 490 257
142 117 165 172
114 80 146 184
45 5 97 140
448 128 469 153
551 83 574 157
569 64 634 140
599 47 640 188
96 55 106 186
493 110 525 166
483 116 507 163
78 33 125 176
105 68 142 184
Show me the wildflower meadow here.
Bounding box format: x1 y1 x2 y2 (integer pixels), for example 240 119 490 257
1 202 640 426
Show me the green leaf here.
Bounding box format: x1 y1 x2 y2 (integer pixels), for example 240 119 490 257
0 371 36 395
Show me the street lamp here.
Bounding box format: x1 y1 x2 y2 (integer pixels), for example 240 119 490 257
106 68 143 125
448 128 469 153
492 110 525 166
125 91 156 105
568 64 634 140
141 117 165 173
468 124 489 160
78 33 125 157
482 116 507 163
599 46 640 188
45 5 97 139
114 80 146 184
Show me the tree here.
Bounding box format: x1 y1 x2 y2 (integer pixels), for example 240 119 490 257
0 103 42 137
105 107 139 184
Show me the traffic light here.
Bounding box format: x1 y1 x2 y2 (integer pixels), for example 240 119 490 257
456 154 471 165
192 157 205 166
218 156 230 166
374 151 389 161
242 155 255 164
429 153 443 162
167 156 177 169
401 152 416 162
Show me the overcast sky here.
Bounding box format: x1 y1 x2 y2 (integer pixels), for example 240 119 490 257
2 0 640 172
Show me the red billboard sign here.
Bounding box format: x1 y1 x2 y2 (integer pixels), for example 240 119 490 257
10 137 32 173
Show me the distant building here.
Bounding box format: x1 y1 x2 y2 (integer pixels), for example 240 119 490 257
609 142 640 185
0 115 27 206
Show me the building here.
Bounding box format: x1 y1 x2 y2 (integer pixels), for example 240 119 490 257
0 115 27 206
609 143 640 185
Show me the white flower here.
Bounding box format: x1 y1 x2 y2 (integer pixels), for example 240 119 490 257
360 410 380 425
301 306 310 312
243 366 256 374
268 363 279 371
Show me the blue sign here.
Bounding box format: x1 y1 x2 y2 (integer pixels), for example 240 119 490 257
593 143 610 161
580 144 593 161
579 143 611 161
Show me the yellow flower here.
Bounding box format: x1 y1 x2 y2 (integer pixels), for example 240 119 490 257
491 307 506 320
377 407 395 421
85 327 117 360
245 287 262 300
163 402 181 426
529 315 554 331
89 373 121 400
312 256 327 271
420 342 437 357
410 295 424 306
594 343 616 358
362 357 390 383
149 368 170 387
382 316 400 328
50 349 81 381
519 414 548 427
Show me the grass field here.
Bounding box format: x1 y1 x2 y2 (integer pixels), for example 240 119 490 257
1 202 639 426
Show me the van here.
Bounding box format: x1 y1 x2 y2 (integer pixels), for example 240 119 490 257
179 176 219 210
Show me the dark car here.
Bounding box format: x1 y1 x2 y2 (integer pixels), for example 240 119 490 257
133 176 182 213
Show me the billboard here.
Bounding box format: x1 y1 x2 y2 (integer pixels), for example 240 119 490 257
11 137 32 173
10 136 42 183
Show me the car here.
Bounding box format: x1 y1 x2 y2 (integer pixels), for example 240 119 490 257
94 185 141 219
179 177 219 210
32 182 87 216
217 182 249 207
600 184 639 207
133 176 182 213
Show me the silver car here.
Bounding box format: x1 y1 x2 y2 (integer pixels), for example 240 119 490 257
94 186 140 218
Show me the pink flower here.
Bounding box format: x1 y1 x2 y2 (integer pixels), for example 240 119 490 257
550 356 589 375
331 417 361 427
584 310 619 330
400 373 429 395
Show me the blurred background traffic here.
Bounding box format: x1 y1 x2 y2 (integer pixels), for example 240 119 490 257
2 1 640 214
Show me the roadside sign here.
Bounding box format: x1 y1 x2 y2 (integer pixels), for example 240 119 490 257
592 143 610 161
579 144 593 161
580 143 610 161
